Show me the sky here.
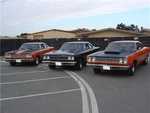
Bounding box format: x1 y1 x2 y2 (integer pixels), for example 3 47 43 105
0 0 150 36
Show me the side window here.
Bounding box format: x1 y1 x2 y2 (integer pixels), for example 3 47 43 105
45 44 49 48
41 44 45 49
85 43 90 50
88 43 94 49
136 43 143 50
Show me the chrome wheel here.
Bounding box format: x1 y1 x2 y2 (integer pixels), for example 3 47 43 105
34 58 39 65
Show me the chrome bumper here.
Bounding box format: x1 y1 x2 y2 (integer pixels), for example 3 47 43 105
42 61 77 66
5 58 34 62
87 63 130 71
87 63 129 68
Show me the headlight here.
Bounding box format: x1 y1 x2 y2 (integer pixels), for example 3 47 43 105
68 56 74 60
26 54 32 58
5 54 11 58
123 58 128 64
119 58 128 64
92 57 96 62
119 58 123 64
43 56 50 60
88 57 95 62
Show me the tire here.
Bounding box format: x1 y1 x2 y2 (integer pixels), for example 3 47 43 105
93 68 100 74
143 57 149 65
34 58 40 65
128 63 136 76
9 62 16 66
48 64 56 69
75 60 83 70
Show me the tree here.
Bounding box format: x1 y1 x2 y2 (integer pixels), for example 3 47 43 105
19 33 29 38
116 23 140 32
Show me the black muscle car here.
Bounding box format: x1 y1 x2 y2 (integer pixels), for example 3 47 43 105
87 41 150 75
42 41 99 70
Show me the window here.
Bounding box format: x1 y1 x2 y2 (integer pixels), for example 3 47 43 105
41 44 45 49
85 43 90 50
136 42 143 50
88 43 94 49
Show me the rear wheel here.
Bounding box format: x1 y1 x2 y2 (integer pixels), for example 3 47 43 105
9 62 16 66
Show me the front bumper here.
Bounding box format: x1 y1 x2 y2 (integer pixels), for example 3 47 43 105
5 58 35 63
87 63 130 71
42 60 77 66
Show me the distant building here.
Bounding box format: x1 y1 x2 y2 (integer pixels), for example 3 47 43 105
78 28 144 38
22 28 150 39
25 29 78 39
141 29 150 37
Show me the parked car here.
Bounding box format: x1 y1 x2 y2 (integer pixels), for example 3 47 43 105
87 40 150 75
5 42 54 66
42 41 100 70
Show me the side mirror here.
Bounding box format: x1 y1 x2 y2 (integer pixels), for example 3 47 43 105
137 46 142 50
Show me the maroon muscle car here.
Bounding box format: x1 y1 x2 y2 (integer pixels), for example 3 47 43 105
4 42 54 66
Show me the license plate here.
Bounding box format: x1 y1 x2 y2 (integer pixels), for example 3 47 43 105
102 65 110 70
55 62 62 66
16 59 21 63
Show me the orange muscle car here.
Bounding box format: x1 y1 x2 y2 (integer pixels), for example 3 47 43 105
87 41 150 75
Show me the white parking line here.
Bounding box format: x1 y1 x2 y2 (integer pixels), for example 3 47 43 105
0 88 80 101
70 71 99 113
65 71 90 113
0 76 70 85
65 71 99 113
1 70 49 76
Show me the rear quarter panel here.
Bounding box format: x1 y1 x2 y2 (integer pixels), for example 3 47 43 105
127 47 150 65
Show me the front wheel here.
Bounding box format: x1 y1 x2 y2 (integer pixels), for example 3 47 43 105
75 60 83 70
143 57 149 65
93 68 100 74
9 62 16 66
128 64 136 76
33 58 40 65
48 64 56 69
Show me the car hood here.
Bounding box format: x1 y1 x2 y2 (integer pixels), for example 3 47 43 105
89 50 132 58
45 50 75 56
6 49 33 55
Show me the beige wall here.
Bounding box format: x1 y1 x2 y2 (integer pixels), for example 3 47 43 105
28 30 76 39
87 31 137 38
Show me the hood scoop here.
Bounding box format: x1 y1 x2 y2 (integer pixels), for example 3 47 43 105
104 50 121 54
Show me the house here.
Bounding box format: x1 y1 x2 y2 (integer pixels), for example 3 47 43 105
23 28 150 39
26 29 78 39
78 28 144 38
141 29 150 37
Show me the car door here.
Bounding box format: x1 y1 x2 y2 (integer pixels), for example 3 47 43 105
136 42 145 63
79 43 95 62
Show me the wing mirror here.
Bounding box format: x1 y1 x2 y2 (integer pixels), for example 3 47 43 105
137 46 142 50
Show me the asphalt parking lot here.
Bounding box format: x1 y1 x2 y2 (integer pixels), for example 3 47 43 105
0 60 150 113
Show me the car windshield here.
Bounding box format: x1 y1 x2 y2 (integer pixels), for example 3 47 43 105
19 43 40 51
105 42 136 52
60 43 84 53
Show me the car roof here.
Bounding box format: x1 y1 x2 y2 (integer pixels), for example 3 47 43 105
112 40 140 43
65 41 90 44
23 42 45 44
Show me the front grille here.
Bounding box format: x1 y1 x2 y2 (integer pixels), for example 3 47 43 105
49 55 68 61
11 54 26 59
95 57 120 63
